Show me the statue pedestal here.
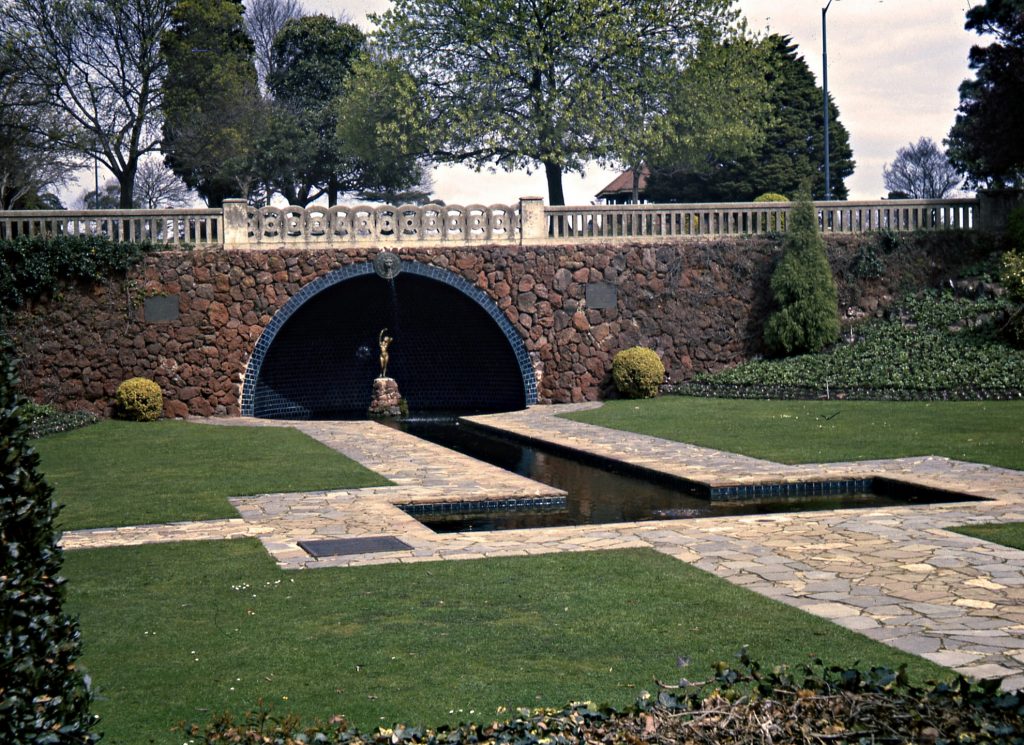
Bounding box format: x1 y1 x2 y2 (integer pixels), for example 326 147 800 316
368 377 403 418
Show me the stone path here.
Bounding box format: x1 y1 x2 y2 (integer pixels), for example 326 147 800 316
61 405 1024 687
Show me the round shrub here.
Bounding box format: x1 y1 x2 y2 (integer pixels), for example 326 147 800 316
753 192 789 202
612 347 665 399
115 377 162 421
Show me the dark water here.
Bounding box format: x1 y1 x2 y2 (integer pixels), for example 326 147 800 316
390 418 977 533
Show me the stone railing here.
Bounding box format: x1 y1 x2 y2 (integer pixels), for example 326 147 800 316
532 198 979 242
0 208 223 245
223 200 519 247
0 195 995 250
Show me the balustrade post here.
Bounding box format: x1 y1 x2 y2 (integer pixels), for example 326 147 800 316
519 196 546 243
222 199 250 249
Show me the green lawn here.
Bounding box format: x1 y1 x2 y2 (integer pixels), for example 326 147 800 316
36 420 391 530
950 523 1024 550
64 541 949 745
564 397 1024 470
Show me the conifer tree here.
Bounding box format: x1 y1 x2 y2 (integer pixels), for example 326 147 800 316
0 345 97 744
763 189 840 356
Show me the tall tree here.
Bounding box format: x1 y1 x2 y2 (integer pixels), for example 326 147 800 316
646 35 855 203
243 0 304 91
621 31 771 203
883 137 961 199
161 0 263 206
133 156 192 207
946 0 1024 188
0 38 76 209
259 15 364 205
373 0 736 205
2 0 174 208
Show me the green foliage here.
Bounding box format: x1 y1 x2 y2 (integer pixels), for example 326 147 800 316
763 191 839 355
18 402 98 440
946 0 1024 188
257 15 366 205
0 234 151 311
0 344 98 744
694 290 1024 396
373 0 737 205
1008 205 1024 248
115 377 163 422
850 242 884 279
160 0 262 205
612 346 665 398
1001 248 1024 345
647 35 855 202
754 192 788 202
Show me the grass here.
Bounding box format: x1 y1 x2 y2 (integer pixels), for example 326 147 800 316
63 541 949 745
950 523 1024 551
36 420 390 530
564 397 1024 470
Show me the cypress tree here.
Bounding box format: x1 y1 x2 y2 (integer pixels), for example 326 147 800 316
763 189 840 356
0 344 98 744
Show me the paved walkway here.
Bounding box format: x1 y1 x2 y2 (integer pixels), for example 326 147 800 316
61 405 1024 687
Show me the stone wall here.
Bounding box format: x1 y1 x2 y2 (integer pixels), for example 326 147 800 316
6 232 998 417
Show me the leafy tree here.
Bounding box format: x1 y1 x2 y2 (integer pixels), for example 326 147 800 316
626 31 771 204
882 137 961 199
2 0 175 208
78 179 121 209
0 343 98 744
258 15 364 205
946 0 1024 188
646 35 854 203
334 55 434 204
161 0 263 206
763 188 839 356
373 0 736 205
243 0 304 91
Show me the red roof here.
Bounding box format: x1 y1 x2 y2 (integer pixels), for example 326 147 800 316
596 166 650 197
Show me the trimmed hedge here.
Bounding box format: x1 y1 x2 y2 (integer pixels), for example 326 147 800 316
612 347 665 398
0 344 98 744
115 377 163 421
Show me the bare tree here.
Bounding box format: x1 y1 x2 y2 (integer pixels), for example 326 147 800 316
244 0 304 91
0 38 78 208
133 156 193 207
2 0 175 208
883 137 962 199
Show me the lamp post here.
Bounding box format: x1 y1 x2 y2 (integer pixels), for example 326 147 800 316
822 0 837 200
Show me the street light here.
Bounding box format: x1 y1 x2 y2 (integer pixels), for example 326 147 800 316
822 0 838 200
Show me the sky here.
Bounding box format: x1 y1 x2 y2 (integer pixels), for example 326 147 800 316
69 0 983 207
298 0 980 205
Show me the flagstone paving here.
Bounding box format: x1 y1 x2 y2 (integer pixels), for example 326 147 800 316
61 404 1024 688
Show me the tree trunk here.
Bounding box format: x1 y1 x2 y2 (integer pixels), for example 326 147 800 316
544 160 565 206
117 166 136 209
631 169 640 204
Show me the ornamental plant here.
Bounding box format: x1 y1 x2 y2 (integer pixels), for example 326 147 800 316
763 188 840 356
0 344 98 744
115 377 163 421
612 346 665 398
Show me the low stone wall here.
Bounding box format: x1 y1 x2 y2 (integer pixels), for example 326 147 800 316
6 232 999 417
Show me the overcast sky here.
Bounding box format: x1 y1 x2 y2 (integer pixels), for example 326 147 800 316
300 0 980 204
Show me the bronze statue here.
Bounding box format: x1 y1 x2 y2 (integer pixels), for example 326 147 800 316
378 328 393 378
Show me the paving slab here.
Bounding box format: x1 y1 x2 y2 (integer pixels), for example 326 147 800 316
59 404 1024 688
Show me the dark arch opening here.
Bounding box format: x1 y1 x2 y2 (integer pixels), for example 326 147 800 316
247 269 532 419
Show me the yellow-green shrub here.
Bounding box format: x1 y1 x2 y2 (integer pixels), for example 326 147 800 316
115 377 162 421
611 347 665 399
753 192 788 202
